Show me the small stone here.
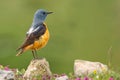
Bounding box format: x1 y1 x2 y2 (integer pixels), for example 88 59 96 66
74 60 108 76
0 70 15 80
55 75 69 80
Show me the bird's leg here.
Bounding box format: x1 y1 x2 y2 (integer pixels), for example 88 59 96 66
32 50 36 59
34 49 39 59
34 49 43 59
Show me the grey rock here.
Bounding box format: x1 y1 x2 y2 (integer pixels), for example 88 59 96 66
0 70 15 80
74 60 108 76
55 75 69 80
23 58 52 79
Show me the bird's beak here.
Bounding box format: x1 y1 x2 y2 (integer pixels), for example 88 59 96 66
46 12 53 14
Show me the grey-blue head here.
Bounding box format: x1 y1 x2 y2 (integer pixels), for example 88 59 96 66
33 9 53 24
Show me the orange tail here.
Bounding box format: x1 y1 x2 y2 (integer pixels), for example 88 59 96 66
16 49 24 56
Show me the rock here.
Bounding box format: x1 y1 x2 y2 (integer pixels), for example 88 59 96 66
23 58 52 79
74 60 108 76
0 70 15 80
55 75 69 80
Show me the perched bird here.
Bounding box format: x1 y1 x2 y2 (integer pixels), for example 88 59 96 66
16 9 53 58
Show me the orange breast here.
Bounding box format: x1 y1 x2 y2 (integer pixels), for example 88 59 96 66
24 29 50 50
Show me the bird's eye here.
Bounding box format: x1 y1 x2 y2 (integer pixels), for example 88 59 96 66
43 12 46 15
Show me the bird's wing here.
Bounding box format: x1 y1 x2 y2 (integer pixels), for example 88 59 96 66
17 23 46 50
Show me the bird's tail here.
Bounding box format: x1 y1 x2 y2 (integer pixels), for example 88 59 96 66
16 48 24 56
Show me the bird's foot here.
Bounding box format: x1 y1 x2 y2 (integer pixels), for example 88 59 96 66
32 56 44 60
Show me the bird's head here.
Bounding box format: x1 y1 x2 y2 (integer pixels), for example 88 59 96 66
33 9 53 24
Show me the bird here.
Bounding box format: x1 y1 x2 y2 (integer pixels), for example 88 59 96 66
16 9 53 58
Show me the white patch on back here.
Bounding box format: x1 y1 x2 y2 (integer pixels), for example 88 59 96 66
27 27 34 34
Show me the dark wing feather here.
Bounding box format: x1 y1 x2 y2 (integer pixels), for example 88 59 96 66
17 23 46 50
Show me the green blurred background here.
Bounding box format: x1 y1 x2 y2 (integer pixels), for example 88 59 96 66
0 0 120 74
